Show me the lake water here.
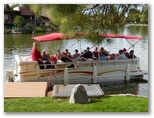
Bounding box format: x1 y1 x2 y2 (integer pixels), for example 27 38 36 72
4 24 148 97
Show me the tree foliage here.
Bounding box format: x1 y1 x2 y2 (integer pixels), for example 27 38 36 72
140 4 148 24
22 23 35 34
126 4 148 24
127 8 141 23
13 15 23 28
29 4 144 44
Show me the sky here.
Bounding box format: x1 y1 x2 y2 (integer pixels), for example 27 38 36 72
1 0 153 117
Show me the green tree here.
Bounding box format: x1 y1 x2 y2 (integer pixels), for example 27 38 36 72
29 4 141 43
22 23 35 34
140 4 148 24
127 8 141 23
14 15 23 29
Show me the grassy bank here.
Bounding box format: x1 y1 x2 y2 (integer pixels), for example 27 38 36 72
4 96 148 112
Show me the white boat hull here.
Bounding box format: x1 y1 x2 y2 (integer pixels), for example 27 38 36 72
6 55 146 84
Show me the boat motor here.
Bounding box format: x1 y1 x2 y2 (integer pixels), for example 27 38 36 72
5 70 14 82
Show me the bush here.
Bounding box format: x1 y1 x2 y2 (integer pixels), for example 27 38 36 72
14 15 23 29
4 29 11 34
22 23 35 34
49 23 58 31
35 26 45 33
14 27 22 32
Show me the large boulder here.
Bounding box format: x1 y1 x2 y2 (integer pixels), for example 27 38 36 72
69 84 89 104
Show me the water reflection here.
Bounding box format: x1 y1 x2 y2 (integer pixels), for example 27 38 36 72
125 24 148 38
101 83 138 95
100 79 148 96
40 40 65 55
4 34 33 54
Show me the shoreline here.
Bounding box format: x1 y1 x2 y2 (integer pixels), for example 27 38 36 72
125 23 148 26
46 90 148 98
106 93 148 98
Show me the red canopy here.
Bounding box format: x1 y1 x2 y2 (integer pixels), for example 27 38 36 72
77 32 141 40
32 32 141 42
32 33 65 42
99 34 141 40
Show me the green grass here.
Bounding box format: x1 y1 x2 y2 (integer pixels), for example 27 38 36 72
4 96 148 112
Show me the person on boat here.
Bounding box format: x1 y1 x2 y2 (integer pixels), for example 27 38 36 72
31 42 44 69
117 50 127 59
81 50 86 58
42 50 48 61
122 48 129 58
109 53 116 60
82 47 93 59
128 50 136 58
100 47 109 56
92 47 98 60
55 50 62 60
124 52 129 58
50 55 57 64
79 50 86 61
123 48 127 52
64 49 72 58
73 49 80 60
61 49 72 62
99 48 107 60
41 50 52 69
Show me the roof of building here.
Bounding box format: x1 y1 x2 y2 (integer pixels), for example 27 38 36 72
19 7 34 16
4 4 11 11
4 4 21 14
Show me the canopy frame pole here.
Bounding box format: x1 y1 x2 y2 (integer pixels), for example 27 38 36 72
77 39 82 53
125 38 140 51
67 41 78 50
125 38 141 64
80 39 81 53
132 44 135 62
98 43 100 61
115 38 141 61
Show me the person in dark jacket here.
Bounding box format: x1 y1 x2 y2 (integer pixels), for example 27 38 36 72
83 47 92 59
128 50 136 58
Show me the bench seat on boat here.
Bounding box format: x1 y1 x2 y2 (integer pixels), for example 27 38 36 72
15 55 39 71
15 55 38 66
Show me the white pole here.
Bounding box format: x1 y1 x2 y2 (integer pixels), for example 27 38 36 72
64 67 69 85
98 43 100 61
93 66 97 83
126 64 130 81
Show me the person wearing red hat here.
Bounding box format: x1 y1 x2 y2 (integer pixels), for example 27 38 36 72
123 48 127 52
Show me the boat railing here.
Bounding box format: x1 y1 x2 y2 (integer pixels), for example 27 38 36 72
37 57 140 70
75 58 139 67
15 54 140 71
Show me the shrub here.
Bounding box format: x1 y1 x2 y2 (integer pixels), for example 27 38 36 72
35 26 45 33
14 15 23 29
4 29 11 34
22 23 35 34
